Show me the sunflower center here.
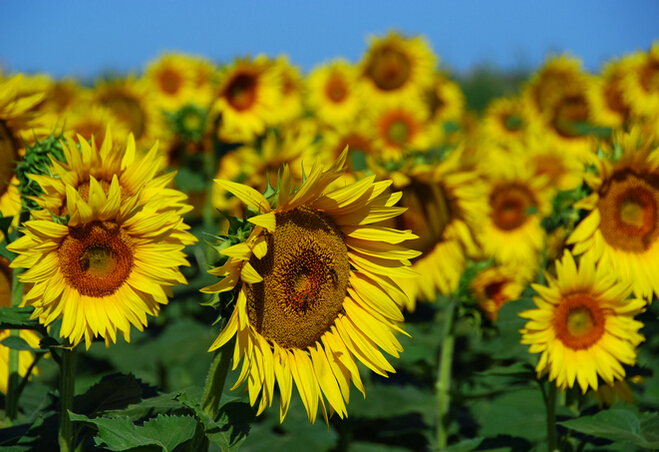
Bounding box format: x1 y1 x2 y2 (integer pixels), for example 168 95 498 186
604 77 627 115
490 184 535 231
503 114 523 132
246 206 350 349
159 68 183 95
397 178 452 254
225 73 257 111
640 59 659 93
58 221 134 297
553 294 606 350
101 92 146 139
485 280 508 308
366 47 411 91
552 93 590 138
325 76 348 103
386 119 411 146
0 257 12 308
598 170 659 253
0 120 19 200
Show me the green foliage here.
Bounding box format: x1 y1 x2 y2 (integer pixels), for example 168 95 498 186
0 306 48 336
558 404 659 449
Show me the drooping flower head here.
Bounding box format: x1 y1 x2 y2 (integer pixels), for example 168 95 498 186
202 149 417 423
7 128 197 348
567 127 659 300
520 250 645 393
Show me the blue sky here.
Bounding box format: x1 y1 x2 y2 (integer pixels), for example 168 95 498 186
1 1 657 79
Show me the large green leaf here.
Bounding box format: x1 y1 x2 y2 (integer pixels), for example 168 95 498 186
0 306 47 335
73 373 145 417
558 403 659 449
69 412 196 452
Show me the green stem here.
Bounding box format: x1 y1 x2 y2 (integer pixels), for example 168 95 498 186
200 331 234 420
5 266 25 426
547 380 558 452
59 346 77 452
435 298 457 450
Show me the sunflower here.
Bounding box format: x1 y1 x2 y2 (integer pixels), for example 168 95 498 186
272 55 304 124
471 264 527 322
519 134 585 192
519 250 646 393
480 96 534 147
202 149 417 423
7 129 196 348
306 59 363 127
622 41 659 117
567 127 659 300
474 146 554 271
212 55 282 143
144 53 198 113
588 55 635 129
0 256 41 394
92 75 166 150
424 72 465 125
369 98 435 163
373 149 483 310
359 30 437 104
58 102 131 145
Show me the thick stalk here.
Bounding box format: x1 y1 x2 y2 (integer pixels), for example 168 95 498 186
59 346 77 452
435 298 457 450
200 334 234 420
547 380 558 452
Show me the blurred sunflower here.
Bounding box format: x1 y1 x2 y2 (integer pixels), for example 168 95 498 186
213 55 281 143
8 129 196 348
567 128 659 300
521 135 585 192
59 102 131 145
306 59 363 127
480 96 533 147
369 99 434 162
471 264 527 322
375 149 483 310
424 72 465 125
202 149 417 423
92 75 166 150
588 55 635 129
475 147 554 271
520 250 645 393
0 256 41 394
144 53 198 112
359 30 437 103
622 41 659 117
273 55 304 124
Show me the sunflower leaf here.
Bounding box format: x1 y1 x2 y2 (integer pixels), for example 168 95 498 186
0 335 36 351
0 306 47 335
69 412 197 452
73 373 145 418
557 403 659 449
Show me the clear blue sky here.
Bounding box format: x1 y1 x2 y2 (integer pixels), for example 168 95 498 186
1 0 657 79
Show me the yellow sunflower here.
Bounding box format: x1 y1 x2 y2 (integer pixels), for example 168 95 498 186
7 129 196 349
212 55 282 143
369 98 435 163
0 256 41 395
424 72 465 125
567 127 659 300
359 30 437 104
588 55 635 129
520 250 646 393
92 75 166 150
373 148 483 310
475 146 554 271
622 41 659 117
480 96 534 148
202 149 417 423
519 134 585 192
144 53 198 112
471 264 528 322
306 58 363 127
272 55 304 124
58 102 131 145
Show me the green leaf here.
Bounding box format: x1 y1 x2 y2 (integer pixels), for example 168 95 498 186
73 373 144 417
69 412 197 452
0 306 46 334
445 437 484 452
558 403 659 449
0 335 37 351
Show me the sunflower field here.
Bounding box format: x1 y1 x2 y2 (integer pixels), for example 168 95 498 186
2 31 659 452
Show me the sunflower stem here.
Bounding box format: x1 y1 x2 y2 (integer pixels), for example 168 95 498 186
201 334 234 420
435 297 457 450
5 265 25 426
59 346 77 452
547 380 558 452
